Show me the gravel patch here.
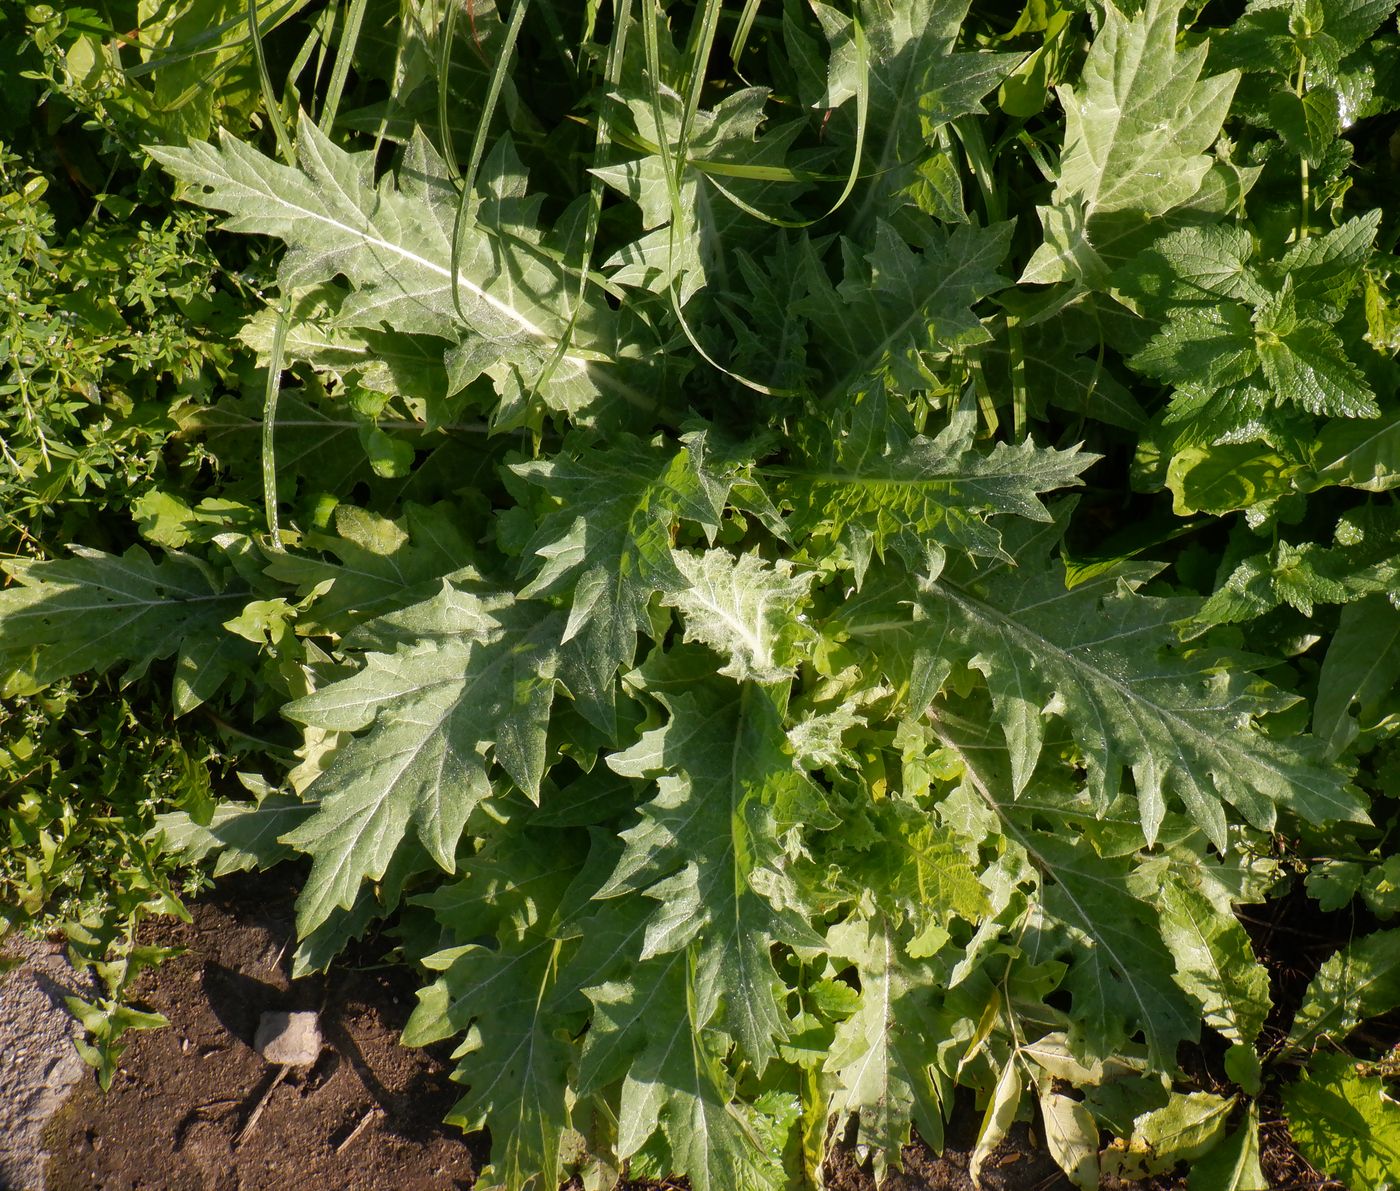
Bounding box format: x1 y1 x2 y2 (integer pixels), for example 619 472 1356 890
0 935 89 1191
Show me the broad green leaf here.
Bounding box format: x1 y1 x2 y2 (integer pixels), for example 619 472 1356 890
915 540 1363 846
1286 927 1400 1053
1101 1091 1236 1179
1155 873 1271 1049
1310 408 1400 491
405 937 573 1191
606 956 783 1191
514 433 730 726
1283 1052 1400 1191
1024 0 1239 283
801 222 1015 398
603 680 835 1070
1039 1089 1101 1190
1188 1103 1267 1191
1022 831 1199 1069
931 710 1199 1069
1316 596 1400 753
1165 443 1301 516
660 549 814 684
778 395 1093 570
150 115 620 415
282 588 561 935
1054 0 1238 216
0 546 245 699
153 789 311 877
824 914 951 1181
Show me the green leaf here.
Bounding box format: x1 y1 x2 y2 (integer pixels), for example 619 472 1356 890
405 937 573 1191
823 914 951 1182
1315 596 1400 753
1311 407 1400 491
913 535 1363 846
604 955 784 1191
660 549 814 684
1155 872 1271 1049
1056 0 1237 214
812 0 1022 225
1023 831 1199 1069
1039 1088 1101 1190
603 680 835 1071
1187 1102 1267 1191
1283 1052 1400 1191
1256 320 1379 418
0 546 244 698
1025 0 1239 283
514 433 730 726
778 396 1093 570
1286 927 1400 1053
150 115 619 415
282 586 561 936
1101 1091 1236 1179
801 222 1015 397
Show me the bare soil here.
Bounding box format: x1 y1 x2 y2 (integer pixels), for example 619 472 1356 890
16 868 1346 1190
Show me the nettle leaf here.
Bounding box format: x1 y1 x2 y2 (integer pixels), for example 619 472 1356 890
1122 213 1382 435
602 679 836 1070
0 546 246 701
150 115 619 416
911 525 1364 846
1286 927 1400 1054
1197 529 1399 626
779 396 1093 572
1283 1052 1400 1191
513 433 731 724
824 914 953 1182
282 584 562 935
1023 0 1239 285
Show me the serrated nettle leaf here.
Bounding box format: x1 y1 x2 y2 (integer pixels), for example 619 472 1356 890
1286 927 1400 1053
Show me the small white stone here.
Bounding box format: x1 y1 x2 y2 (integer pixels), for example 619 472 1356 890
253 1011 322 1066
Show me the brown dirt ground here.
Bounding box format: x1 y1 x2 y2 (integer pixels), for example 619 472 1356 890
33 869 1346 1191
